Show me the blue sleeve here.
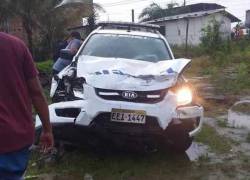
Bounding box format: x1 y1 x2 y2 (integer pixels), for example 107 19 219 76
70 39 81 50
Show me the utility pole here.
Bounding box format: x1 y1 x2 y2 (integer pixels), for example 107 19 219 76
184 0 186 6
185 18 189 57
132 9 135 22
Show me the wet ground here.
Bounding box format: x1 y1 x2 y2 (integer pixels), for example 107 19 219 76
26 109 250 180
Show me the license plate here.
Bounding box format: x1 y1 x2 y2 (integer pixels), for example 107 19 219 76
111 109 146 124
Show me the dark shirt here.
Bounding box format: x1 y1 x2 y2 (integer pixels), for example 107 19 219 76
0 32 38 154
53 40 68 63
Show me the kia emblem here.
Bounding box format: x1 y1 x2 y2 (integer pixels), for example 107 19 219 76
122 91 138 100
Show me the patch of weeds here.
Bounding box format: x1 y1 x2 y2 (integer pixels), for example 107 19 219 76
246 133 250 143
229 139 240 146
202 100 229 117
198 153 210 163
36 60 53 74
196 124 232 154
221 166 237 179
242 155 250 164
184 56 211 77
217 118 228 128
238 152 250 164
232 102 250 115
43 88 52 104
27 149 194 180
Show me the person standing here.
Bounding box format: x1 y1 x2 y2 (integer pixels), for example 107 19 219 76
53 31 82 74
52 39 68 63
0 32 54 179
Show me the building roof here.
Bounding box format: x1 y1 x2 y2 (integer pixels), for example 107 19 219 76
146 3 240 23
166 3 225 16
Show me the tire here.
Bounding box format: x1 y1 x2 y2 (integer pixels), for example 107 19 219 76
165 124 193 153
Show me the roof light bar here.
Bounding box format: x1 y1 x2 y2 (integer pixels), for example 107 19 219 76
98 21 160 32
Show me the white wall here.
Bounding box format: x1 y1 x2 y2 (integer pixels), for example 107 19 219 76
157 12 232 46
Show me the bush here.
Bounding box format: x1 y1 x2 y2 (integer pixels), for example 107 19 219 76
200 20 223 54
36 60 53 74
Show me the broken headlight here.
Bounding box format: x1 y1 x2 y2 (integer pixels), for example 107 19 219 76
63 68 76 95
65 68 85 97
65 69 76 79
53 68 85 102
72 77 85 99
170 82 194 106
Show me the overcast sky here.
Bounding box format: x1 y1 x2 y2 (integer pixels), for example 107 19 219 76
94 0 250 23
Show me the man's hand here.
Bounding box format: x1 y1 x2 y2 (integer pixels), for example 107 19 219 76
40 130 54 153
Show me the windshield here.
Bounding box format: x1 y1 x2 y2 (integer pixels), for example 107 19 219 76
80 34 172 62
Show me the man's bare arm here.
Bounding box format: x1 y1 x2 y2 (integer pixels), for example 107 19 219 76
27 76 51 132
27 76 53 149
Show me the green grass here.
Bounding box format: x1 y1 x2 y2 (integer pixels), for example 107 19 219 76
36 60 53 74
36 60 53 103
232 102 250 115
43 88 52 104
195 124 232 154
26 125 234 179
26 149 198 180
217 118 228 128
176 40 250 95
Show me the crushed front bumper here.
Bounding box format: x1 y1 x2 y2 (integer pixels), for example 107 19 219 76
172 105 204 137
36 100 203 139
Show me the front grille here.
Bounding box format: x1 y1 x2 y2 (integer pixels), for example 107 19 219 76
91 113 162 134
95 88 167 104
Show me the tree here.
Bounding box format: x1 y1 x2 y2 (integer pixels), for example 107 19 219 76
0 0 10 31
56 1 105 34
0 0 104 60
86 3 105 35
0 0 57 55
139 2 179 22
0 0 45 54
200 19 223 53
139 3 165 22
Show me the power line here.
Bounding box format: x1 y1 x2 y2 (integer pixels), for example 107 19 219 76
100 0 149 7
98 0 248 21
99 0 250 9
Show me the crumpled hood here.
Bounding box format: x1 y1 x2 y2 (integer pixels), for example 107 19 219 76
76 55 191 91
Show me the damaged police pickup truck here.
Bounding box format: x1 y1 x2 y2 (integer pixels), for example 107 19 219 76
36 22 203 152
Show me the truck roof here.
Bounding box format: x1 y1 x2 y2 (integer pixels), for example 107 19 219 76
95 21 162 38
